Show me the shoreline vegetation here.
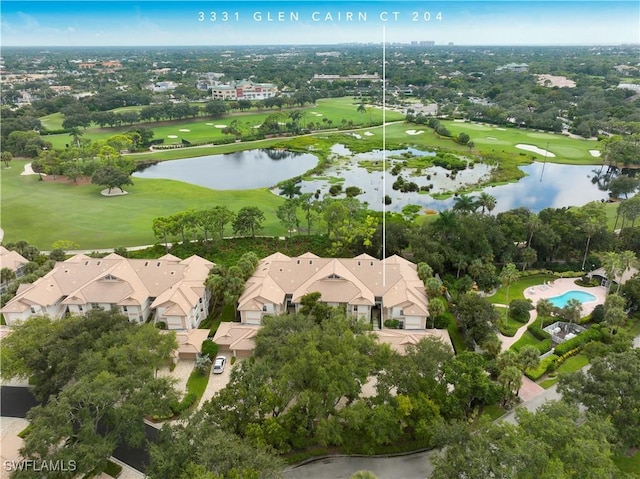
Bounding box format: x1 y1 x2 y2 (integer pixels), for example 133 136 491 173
2 98 616 250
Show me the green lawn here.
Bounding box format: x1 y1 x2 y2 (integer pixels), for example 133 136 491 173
487 274 555 305
509 330 541 351
539 354 589 388
614 449 640 475
1 161 288 249
40 98 404 150
186 367 210 400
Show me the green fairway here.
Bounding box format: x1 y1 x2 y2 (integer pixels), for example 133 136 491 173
40 98 404 150
1 161 288 249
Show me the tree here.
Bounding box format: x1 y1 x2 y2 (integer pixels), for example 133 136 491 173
452 194 477 214
417 262 433 283
499 263 519 319
208 206 235 241
147 410 284 479
561 298 583 325
432 401 621 479
1 151 13 168
618 250 637 293
559 349 640 448
604 293 627 333
427 297 446 329
536 297 554 328
476 192 496 214
279 179 302 199
232 206 265 238
152 216 173 252
601 251 622 294
457 132 470 145
276 199 299 238
519 247 537 271
91 165 133 194
454 293 499 345
1 267 16 284
1 311 178 477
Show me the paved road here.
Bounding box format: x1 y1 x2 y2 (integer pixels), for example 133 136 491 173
285 450 437 479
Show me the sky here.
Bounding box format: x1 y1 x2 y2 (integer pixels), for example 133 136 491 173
1 1 638 47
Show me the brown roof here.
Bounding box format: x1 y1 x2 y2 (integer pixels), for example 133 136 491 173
375 329 453 354
238 252 428 315
1 254 214 316
0 246 28 272
213 322 260 353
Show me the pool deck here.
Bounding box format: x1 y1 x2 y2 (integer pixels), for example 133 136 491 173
523 278 606 317
498 278 606 352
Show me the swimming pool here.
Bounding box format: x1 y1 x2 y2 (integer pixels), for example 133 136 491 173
548 290 598 308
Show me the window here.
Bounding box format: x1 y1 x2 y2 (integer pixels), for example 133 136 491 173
78 305 83 312
328 273 341 279
262 305 268 312
353 305 358 312
399 309 404 316
91 303 99 309
122 306 128 312
30 306 37 314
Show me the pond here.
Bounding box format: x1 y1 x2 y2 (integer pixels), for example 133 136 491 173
298 146 609 213
133 145 609 213
132 149 318 190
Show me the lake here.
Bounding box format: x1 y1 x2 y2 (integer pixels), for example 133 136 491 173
132 149 318 190
133 146 609 212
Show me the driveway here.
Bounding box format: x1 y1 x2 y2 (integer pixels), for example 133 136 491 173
0 417 28 479
284 450 437 479
199 357 236 406
157 359 194 395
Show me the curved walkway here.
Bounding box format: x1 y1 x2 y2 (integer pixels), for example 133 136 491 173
498 278 606 352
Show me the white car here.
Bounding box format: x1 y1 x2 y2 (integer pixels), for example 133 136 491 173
212 356 226 374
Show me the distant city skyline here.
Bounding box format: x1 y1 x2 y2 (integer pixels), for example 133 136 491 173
1 1 638 47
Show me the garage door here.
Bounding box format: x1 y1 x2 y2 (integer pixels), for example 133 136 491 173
404 317 422 330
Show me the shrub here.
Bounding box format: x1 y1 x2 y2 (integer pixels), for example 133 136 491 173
498 323 518 337
535 339 553 354
553 347 582 368
553 328 604 356
590 304 605 324
433 314 449 329
156 321 167 330
525 354 558 381
329 184 343 196
527 323 551 340
509 299 533 323
384 319 400 329
201 339 219 359
172 392 197 414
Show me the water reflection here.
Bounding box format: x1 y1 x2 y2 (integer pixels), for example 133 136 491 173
133 149 318 190
301 161 609 213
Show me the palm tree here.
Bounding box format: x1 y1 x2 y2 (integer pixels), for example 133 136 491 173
433 210 457 240
452 194 477 215
563 298 583 325
427 297 446 329
601 251 622 294
499 263 519 318
476 192 496 214
536 298 554 328
279 179 302 199
619 250 637 293
526 214 541 247
580 219 599 271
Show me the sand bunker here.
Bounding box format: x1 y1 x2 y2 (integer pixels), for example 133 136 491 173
352 133 362 139
167 135 178 138
206 123 214 125
495 127 506 131
487 137 497 140
179 129 190 132
405 130 425 136
364 132 374 136
589 150 601 157
214 124 227 128
515 144 556 157
252 125 261 129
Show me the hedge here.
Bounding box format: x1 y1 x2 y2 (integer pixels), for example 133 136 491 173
553 347 582 368
535 339 553 354
553 327 603 356
525 354 559 381
528 323 551 341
